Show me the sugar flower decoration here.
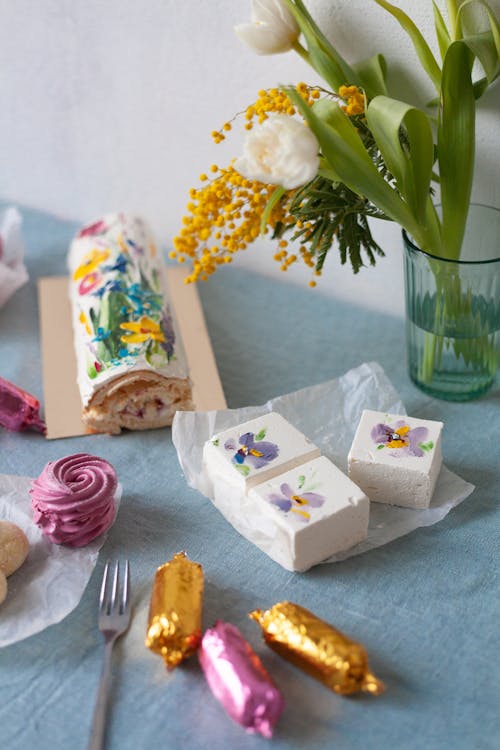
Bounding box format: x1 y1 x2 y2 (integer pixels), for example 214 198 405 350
268 482 325 522
371 420 432 458
225 429 279 469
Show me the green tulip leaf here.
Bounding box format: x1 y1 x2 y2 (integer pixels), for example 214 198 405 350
438 40 475 259
373 0 442 91
292 91 425 243
353 54 388 98
433 1 452 61
458 0 500 82
366 95 434 224
283 0 359 89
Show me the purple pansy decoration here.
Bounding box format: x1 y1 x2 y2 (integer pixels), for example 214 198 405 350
224 430 279 470
371 420 431 458
268 482 325 523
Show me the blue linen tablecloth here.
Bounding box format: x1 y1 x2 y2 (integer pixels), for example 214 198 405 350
0 205 498 750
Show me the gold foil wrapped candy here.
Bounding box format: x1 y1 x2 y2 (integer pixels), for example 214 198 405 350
145 552 204 669
250 601 384 696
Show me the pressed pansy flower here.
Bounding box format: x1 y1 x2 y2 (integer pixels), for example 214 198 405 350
73 248 110 281
119 316 166 344
78 271 102 295
224 430 279 470
371 420 431 458
267 482 325 522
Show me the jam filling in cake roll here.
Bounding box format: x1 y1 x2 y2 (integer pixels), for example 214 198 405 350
68 213 193 433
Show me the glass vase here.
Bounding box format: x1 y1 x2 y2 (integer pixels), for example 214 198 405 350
403 204 500 401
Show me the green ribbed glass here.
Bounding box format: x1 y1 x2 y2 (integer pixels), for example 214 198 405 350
403 205 500 401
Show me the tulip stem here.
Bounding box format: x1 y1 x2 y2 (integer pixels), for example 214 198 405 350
293 39 310 64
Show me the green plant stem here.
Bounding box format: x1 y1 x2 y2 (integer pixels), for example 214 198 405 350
446 0 460 39
292 39 310 64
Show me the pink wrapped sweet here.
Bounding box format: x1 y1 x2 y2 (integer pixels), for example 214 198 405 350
0 376 45 433
30 453 117 547
199 621 284 738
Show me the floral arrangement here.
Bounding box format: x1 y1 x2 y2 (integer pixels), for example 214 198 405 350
173 0 499 286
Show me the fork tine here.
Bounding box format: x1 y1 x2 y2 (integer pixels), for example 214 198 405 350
121 560 130 614
110 561 119 613
99 561 110 612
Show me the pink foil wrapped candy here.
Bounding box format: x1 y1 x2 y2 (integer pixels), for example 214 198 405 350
199 621 284 738
30 453 117 546
0 376 46 433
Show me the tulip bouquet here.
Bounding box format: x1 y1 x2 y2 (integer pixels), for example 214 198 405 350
173 0 499 288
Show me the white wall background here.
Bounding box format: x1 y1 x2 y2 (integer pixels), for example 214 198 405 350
1 0 499 315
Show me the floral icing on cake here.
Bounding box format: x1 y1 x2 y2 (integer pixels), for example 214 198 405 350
68 214 188 407
371 419 434 458
222 428 279 477
71 215 176 380
267 472 325 523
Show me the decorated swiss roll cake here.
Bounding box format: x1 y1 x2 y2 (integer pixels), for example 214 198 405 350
68 214 193 433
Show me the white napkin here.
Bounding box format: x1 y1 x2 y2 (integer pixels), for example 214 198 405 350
0 207 28 308
0 474 121 647
172 361 475 565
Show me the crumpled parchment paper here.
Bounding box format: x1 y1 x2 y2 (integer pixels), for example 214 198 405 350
0 474 121 647
0 207 28 308
172 361 475 566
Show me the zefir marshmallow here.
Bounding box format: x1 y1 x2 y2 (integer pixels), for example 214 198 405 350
203 412 320 491
247 456 369 571
348 409 443 509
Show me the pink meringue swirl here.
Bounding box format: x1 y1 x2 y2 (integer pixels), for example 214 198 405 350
30 453 117 547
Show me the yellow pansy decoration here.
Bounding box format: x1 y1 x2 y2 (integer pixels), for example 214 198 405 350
73 248 110 281
119 316 165 344
386 425 410 449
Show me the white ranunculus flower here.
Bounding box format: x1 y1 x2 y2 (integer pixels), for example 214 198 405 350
234 0 300 55
234 114 320 190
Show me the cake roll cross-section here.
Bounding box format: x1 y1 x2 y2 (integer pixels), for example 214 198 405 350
68 213 193 433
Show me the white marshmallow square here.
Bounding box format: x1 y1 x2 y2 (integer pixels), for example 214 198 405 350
247 456 369 571
203 412 320 491
348 409 443 509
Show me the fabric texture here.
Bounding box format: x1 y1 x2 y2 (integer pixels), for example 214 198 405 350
0 205 498 750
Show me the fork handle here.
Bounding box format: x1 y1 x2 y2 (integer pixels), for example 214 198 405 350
87 638 115 750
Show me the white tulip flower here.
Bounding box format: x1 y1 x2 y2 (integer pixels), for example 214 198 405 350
234 0 300 55
234 114 319 190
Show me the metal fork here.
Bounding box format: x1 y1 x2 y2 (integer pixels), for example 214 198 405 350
87 561 131 750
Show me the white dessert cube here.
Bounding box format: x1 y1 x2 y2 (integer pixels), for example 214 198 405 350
203 412 320 491
247 456 370 571
348 409 443 509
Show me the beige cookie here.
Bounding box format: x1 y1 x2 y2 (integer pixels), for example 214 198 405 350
0 521 30 577
0 569 7 604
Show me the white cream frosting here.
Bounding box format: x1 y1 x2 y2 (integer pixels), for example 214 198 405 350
68 213 189 407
